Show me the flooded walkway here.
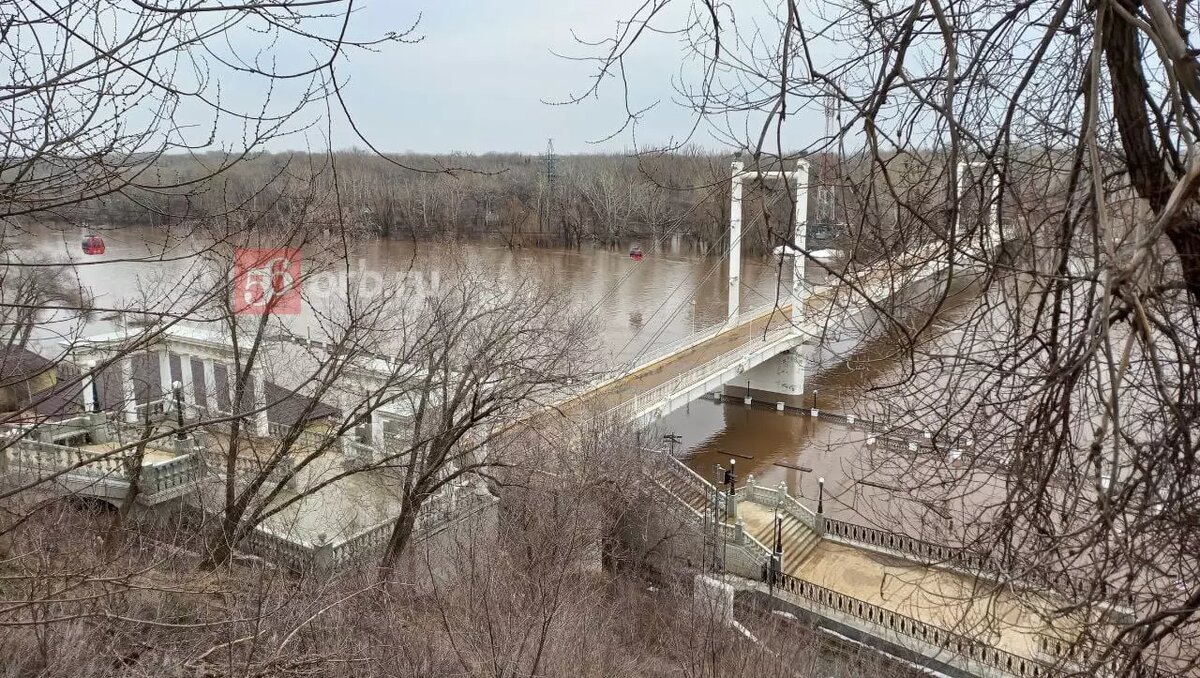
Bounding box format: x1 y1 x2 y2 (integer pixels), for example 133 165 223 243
735 501 1081 660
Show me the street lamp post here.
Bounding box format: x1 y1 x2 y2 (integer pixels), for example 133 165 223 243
85 360 99 412
663 433 682 457
767 504 783 605
712 463 726 571
817 476 825 514
723 458 736 575
172 380 185 440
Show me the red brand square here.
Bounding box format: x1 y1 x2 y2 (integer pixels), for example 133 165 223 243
233 248 301 315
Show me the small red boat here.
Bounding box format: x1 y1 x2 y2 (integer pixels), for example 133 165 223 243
81 234 106 255
629 245 644 261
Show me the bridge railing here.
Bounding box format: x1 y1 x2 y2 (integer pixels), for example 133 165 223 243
597 325 798 425
823 517 990 571
821 515 1138 612
4 438 128 480
580 245 969 426
245 523 317 572
138 453 204 498
242 485 496 573
769 570 1057 678
572 302 783 401
657 447 716 491
619 302 779 373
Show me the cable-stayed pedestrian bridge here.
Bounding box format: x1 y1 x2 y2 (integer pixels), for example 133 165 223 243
563 238 988 428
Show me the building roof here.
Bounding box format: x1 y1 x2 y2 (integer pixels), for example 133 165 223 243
265 381 340 427
0 346 53 386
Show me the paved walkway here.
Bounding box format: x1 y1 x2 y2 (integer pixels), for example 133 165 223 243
198 433 404 543
80 442 177 465
735 501 1081 659
794 542 1077 657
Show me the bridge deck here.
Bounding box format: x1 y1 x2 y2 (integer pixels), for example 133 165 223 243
571 305 795 418
568 241 969 425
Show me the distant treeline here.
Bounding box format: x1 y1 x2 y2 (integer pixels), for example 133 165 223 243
51 147 1069 259
56 149 828 255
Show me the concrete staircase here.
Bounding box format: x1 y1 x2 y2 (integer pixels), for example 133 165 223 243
741 504 821 572
652 456 823 574
656 464 711 513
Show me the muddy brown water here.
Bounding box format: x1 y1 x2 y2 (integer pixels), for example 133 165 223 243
12 226 967 528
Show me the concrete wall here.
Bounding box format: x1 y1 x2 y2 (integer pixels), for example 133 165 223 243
729 347 807 408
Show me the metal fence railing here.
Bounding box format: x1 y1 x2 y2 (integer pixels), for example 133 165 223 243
770 570 1057 678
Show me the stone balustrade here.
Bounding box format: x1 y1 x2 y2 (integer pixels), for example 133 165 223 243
2 436 204 503
740 475 818 529
139 453 205 500
240 485 497 574
3 413 488 575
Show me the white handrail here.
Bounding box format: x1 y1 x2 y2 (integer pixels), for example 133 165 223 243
595 325 797 424
620 301 778 373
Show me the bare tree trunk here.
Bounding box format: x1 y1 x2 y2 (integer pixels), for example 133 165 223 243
103 425 153 551
378 493 422 579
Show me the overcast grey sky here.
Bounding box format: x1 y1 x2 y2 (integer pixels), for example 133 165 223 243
256 0 823 155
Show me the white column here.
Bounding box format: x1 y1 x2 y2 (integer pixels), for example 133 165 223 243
790 346 806 398
954 161 964 239
179 353 195 414
227 364 238 414
121 356 137 423
252 367 268 437
81 360 97 413
728 159 745 323
370 413 385 450
157 349 172 401
202 358 217 413
989 172 1000 248
792 159 811 325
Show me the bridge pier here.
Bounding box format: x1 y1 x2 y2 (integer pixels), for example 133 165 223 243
725 346 808 408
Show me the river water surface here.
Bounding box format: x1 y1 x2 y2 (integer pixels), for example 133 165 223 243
12 227 953 527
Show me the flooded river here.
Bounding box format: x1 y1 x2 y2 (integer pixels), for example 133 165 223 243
10 226 956 527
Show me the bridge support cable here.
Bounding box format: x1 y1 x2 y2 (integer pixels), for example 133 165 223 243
729 159 745 323
580 182 736 364
619 178 807 371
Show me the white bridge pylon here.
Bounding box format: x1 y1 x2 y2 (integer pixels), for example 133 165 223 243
956 160 1001 251
728 158 810 325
